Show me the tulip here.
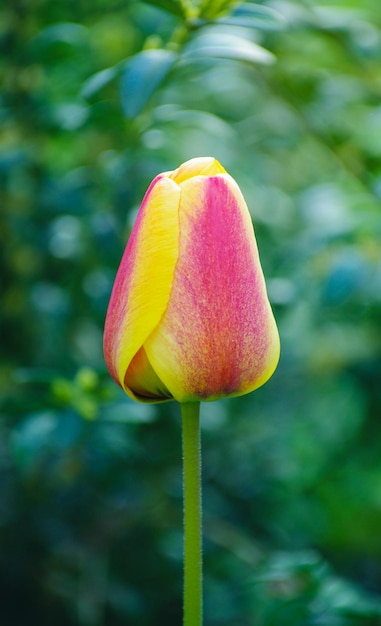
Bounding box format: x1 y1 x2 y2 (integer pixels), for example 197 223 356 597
104 156 280 626
103 156 280 404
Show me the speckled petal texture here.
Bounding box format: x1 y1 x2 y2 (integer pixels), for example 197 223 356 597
103 157 280 403
145 173 279 402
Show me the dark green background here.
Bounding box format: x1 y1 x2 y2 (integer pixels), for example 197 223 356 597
1 0 381 623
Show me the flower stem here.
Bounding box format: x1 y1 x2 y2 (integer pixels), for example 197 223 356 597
181 401 202 626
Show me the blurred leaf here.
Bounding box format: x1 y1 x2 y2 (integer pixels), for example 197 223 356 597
142 0 187 18
11 411 58 470
13 368 59 384
0 149 30 173
198 0 238 20
251 552 381 625
321 250 368 305
100 400 155 424
217 3 287 31
52 102 89 130
312 6 367 31
120 49 177 118
184 31 275 65
81 66 119 99
30 22 89 54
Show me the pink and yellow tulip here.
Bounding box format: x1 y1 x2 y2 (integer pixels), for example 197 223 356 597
103 157 280 403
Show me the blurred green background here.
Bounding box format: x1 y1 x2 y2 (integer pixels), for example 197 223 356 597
1 0 381 624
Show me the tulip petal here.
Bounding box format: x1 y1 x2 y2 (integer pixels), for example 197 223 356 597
145 173 280 402
169 156 226 184
103 174 180 399
126 346 172 400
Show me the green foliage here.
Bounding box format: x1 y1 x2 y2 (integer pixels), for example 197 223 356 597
1 0 381 624
251 552 381 625
120 49 178 118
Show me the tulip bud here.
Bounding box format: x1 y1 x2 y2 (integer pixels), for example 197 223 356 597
104 157 280 403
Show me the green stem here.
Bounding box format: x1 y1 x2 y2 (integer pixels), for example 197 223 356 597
181 401 202 626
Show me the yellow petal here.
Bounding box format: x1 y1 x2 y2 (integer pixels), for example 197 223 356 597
168 156 226 184
103 174 180 400
126 346 172 400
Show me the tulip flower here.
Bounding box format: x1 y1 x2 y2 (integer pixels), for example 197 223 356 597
104 156 280 626
103 156 280 404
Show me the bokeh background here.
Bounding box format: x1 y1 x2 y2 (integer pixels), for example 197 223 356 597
1 0 381 624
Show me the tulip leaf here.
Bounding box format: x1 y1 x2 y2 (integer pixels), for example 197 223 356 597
217 4 287 31
120 49 177 118
184 32 275 65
